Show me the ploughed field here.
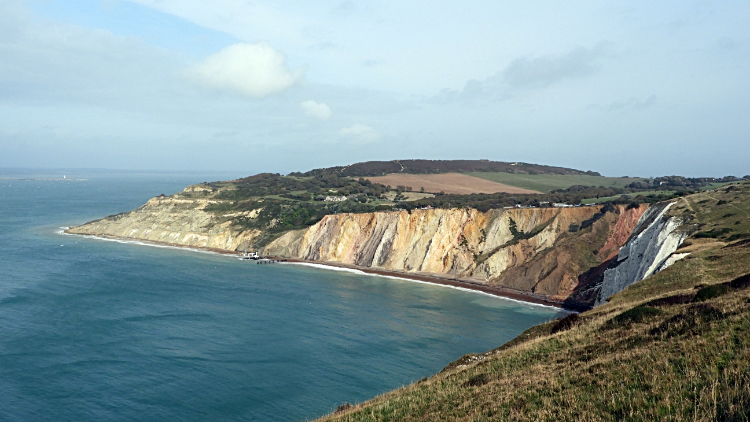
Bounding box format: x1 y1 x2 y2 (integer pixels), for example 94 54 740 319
364 173 540 195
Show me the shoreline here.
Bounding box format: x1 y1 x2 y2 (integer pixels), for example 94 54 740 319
61 230 245 256
282 259 584 312
62 230 586 312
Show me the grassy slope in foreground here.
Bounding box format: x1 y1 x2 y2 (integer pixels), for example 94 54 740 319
466 172 645 193
318 182 750 422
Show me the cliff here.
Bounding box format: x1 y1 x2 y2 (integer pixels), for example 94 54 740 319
68 187 649 308
67 192 262 251
264 205 648 306
594 201 691 306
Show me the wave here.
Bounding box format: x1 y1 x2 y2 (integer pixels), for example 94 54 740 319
287 262 564 310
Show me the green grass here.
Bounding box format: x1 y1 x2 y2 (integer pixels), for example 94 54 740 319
705 181 739 190
677 183 750 242
465 172 645 193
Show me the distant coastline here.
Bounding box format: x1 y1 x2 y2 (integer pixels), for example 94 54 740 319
2 177 88 181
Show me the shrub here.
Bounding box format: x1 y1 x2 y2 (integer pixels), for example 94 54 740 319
728 273 750 290
693 284 730 302
693 228 732 238
727 233 750 242
464 373 491 387
645 294 694 307
335 403 353 414
650 304 725 337
608 306 661 327
550 313 579 334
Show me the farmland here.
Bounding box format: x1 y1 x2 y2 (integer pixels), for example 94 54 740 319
365 173 540 195
465 172 645 193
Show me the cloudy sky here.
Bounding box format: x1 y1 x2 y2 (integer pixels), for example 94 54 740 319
1 0 748 176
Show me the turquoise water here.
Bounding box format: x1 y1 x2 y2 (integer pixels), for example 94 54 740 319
0 170 566 421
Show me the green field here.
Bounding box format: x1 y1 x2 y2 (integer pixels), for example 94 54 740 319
465 172 645 193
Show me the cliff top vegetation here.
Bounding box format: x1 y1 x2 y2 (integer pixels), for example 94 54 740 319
174 162 745 244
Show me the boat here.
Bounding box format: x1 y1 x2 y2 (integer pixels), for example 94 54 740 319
240 252 261 260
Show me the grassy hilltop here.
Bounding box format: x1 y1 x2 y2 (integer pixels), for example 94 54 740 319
180 160 742 247
317 182 750 421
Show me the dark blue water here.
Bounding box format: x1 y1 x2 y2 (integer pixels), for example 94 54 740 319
0 170 566 421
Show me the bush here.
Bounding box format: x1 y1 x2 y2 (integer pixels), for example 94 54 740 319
645 294 694 307
650 304 725 337
335 403 353 414
464 373 491 387
727 233 750 242
693 228 732 239
693 284 730 302
608 306 661 327
551 313 579 334
728 273 750 290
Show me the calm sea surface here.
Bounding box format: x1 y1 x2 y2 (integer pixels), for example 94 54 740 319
0 169 566 421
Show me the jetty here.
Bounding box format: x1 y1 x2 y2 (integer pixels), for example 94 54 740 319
256 258 287 265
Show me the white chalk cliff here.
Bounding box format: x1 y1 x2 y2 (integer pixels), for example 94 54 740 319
595 201 690 306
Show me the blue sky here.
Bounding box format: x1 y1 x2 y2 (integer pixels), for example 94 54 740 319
1 0 749 176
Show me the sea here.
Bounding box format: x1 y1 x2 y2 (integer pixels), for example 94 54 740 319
0 169 567 422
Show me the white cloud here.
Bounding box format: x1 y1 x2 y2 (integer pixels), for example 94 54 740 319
189 42 303 98
339 123 380 143
300 100 331 120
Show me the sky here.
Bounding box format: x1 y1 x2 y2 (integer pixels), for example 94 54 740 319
1 0 748 177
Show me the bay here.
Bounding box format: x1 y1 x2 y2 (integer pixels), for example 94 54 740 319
0 169 566 421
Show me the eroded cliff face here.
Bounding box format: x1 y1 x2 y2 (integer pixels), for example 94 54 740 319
264 205 648 305
68 189 649 307
594 201 690 306
67 194 262 251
